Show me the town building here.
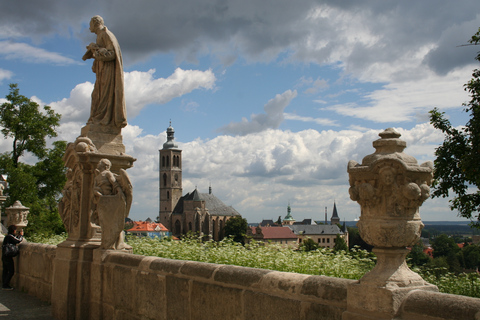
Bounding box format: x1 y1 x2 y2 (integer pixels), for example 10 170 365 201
287 224 348 249
127 220 171 239
158 123 241 240
246 226 298 246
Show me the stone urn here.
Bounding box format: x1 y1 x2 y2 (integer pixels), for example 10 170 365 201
347 128 435 287
5 200 29 232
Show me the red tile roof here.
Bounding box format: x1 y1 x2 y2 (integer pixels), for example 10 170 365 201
127 221 169 232
250 226 297 239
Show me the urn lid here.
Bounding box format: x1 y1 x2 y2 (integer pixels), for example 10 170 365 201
360 128 417 167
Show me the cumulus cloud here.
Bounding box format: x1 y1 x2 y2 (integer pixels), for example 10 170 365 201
48 68 216 128
124 68 216 118
219 89 297 135
116 124 451 223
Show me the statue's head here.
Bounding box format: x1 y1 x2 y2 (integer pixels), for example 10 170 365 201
90 15 105 33
98 158 111 171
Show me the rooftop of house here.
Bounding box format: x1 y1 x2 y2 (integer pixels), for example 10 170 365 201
250 226 298 239
127 221 169 233
287 224 344 235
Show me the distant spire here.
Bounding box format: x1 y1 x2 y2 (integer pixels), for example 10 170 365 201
163 121 178 149
331 202 340 225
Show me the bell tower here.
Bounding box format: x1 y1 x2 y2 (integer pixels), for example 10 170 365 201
159 122 182 231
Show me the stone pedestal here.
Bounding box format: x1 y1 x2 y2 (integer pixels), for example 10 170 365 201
52 125 135 320
343 128 437 320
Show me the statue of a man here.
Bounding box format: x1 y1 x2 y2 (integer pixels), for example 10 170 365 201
93 159 132 250
83 15 127 129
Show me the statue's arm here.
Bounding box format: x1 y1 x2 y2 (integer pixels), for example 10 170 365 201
93 34 116 62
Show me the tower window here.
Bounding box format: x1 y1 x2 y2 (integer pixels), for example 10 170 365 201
163 173 167 187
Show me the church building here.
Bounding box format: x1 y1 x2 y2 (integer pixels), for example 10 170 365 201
158 123 240 240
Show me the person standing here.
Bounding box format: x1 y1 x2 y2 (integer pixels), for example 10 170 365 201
2 225 23 290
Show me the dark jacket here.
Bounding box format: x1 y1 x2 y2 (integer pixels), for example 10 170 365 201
2 234 23 258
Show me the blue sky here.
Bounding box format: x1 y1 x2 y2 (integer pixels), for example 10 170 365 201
0 1 479 224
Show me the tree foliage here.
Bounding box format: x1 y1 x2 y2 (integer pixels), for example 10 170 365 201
333 234 348 252
299 238 319 252
0 84 66 236
429 27 480 227
224 215 248 244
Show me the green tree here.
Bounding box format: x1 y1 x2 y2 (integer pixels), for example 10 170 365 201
429 27 480 227
432 234 460 258
347 226 373 251
333 234 348 252
224 216 248 244
299 238 319 252
407 240 430 266
0 84 61 168
0 84 66 236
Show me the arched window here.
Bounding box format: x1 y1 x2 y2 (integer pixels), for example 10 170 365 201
167 191 170 199
166 156 170 167
162 156 165 167
163 173 167 187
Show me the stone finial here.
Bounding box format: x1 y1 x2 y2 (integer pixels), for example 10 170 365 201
5 200 29 229
344 128 437 320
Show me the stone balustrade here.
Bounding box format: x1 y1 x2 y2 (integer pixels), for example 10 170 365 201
1 240 479 320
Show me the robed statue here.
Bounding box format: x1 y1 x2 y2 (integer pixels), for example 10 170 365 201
83 15 127 128
93 159 132 250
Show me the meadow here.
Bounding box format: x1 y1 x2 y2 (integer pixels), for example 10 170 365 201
30 233 480 298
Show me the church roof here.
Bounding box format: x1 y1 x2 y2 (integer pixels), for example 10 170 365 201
331 202 339 219
173 189 240 217
287 224 344 235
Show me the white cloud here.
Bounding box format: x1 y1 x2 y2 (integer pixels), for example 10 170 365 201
119 124 455 223
284 113 338 127
124 68 216 118
0 68 13 83
0 40 78 65
49 68 216 128
325 66 472 123
219 89 298 135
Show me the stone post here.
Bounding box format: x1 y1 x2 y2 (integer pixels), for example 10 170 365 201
343 128 438 320
5 200 29 233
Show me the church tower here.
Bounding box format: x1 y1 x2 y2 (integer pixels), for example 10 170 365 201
159 122 183 231
331 202 340 225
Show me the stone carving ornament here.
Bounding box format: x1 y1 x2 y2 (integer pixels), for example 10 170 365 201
348 128 434 286
93 158 132 250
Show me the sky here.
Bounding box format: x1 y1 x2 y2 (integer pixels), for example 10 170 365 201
0 1 479 224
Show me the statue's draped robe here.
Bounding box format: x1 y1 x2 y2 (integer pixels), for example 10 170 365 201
90 27 127 128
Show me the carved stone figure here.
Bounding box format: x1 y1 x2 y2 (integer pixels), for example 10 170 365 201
93 158 132 250
83 15 127 129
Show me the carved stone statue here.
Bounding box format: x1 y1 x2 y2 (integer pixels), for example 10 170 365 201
93 158 132 250
83 15 127 129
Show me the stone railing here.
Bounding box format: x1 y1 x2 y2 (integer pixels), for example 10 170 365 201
2 240 480 320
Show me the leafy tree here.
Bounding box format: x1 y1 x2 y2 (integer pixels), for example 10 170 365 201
432 234 460 258
407 240 430 266
0 84 66 236
299 238 319 252
0 84 61 168
333 234 348 252
429 27 480 227
224 216 248 244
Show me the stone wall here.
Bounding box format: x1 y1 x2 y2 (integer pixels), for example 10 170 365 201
2 240 480 319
